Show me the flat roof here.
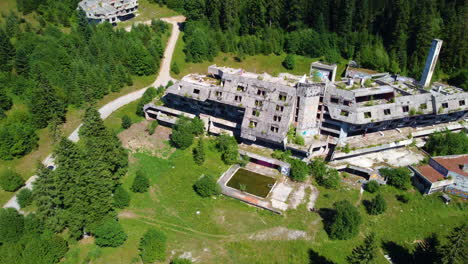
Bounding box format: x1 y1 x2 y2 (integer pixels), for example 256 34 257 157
433 155 468 177
416 164 446 183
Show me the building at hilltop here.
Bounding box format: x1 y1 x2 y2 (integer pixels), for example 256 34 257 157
144 40 468 158
78 0 138 24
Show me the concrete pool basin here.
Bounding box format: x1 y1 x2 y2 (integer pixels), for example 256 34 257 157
226 168 277 198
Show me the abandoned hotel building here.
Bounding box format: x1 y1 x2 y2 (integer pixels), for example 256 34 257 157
144 39 468 158
78 0 138 23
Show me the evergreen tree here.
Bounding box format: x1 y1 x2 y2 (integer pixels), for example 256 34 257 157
29 76 66 129
139 228 167 263
440 224 467 264
367 193 387 215
0 208 24 243
282 54 295 70
347 233 378 264
114 185 131 209
17 188 33 208
94 219 127 247
121 115 132 129
193 137 205 165
0 169 25 192
131 170 150 193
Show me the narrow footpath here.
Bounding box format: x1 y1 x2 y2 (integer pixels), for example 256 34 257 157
3 16 186 211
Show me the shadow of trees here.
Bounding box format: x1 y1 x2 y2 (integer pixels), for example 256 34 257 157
308 249 336 264
382 241 413 264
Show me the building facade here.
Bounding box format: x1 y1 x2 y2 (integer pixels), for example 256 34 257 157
78 0 138 23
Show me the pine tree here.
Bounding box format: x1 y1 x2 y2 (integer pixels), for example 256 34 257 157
368 193 387 215
29 76 66 129
114 185 131 209
121 115 132 129
0 208 24 243
131 171 150 193
193 137 205 165
440 224 467 264
414 233 442 263
0 28 15 72
347 233 378 264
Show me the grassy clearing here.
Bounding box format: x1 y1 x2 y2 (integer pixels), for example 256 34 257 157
116 0 180 29
63 121 467 263
172 31 348 80
103 101 145 134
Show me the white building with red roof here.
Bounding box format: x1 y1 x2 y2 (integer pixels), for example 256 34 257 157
411 155 468 197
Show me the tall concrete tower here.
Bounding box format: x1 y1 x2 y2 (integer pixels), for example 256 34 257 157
420 39 443 87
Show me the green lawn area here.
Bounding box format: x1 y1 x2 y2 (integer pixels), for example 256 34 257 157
62 120 468 263
172 31 348 80
116 0 180 29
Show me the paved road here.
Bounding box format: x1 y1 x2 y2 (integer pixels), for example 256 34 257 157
3 16 186 211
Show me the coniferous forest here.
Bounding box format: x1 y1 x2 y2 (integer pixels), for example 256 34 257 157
0 8 168 160
155 0 467 89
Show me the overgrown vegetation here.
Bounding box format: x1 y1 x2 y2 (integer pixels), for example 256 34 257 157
310 158 340 189
139 228 167 263
425 130 468 156
193 174 221 198
379 167 412 190
0 168 24 191
171 116 204 149
326 200 361 240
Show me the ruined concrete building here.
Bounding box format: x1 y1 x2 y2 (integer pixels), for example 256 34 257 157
78 0 138 23
144 40 468 158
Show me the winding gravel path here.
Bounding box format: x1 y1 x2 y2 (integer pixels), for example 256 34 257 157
3 16 186 211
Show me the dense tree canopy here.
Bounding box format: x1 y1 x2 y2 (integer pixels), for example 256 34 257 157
0 208 24 243
94 219 127 248
327 200 361 240
425 131 468 156
171 0 466 88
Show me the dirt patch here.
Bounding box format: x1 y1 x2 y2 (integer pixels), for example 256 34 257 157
248 227 309 241
79 236 95 245
118 121 175 158
118 210 138 219
307 185 319 210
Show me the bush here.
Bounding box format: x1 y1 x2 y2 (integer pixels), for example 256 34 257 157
171 258 192 264
193 175 220 197
289 159 309 182
283 54 295 70
121 115 132 129
148 120 158 135
171 128 194 149
139 228 167 263
294 135 305 146
327 200 361 240
0 208 24 243
216 134 239 164
366 193 387 215
310 159 340 189
94 219 127 247
171 62 180 75
193 138 205 165
171 117 201 149
379 167 412 190
0 169 25 192
131 170 150 193
136 87 158 116
114 185 130 208
17 188 33 208
365 180 380 193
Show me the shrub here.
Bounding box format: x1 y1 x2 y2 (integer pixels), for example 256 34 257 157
131 171 150 193
171 258 192 264
114 186 131 208
171 117 201 149
193 138 205 165
365 180 380 193
283 54 295 70
17 188 33 208
171 128 194 149
327 200 361 240
171 62 180 75
379 167 412 190
0 208 24 243
294 135 305 146
94 219 127 247
193 175 220 197
216 134 239 164
366 193 387 215
148 120 158 135
139 228 167 263
0 169 25 192
289 159 309 182
121 115 132 129
310 159 340 189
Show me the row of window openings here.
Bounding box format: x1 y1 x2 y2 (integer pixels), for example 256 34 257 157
249 122 279 133
331 98 352 106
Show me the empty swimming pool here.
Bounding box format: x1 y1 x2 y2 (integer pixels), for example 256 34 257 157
226 168 276 198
